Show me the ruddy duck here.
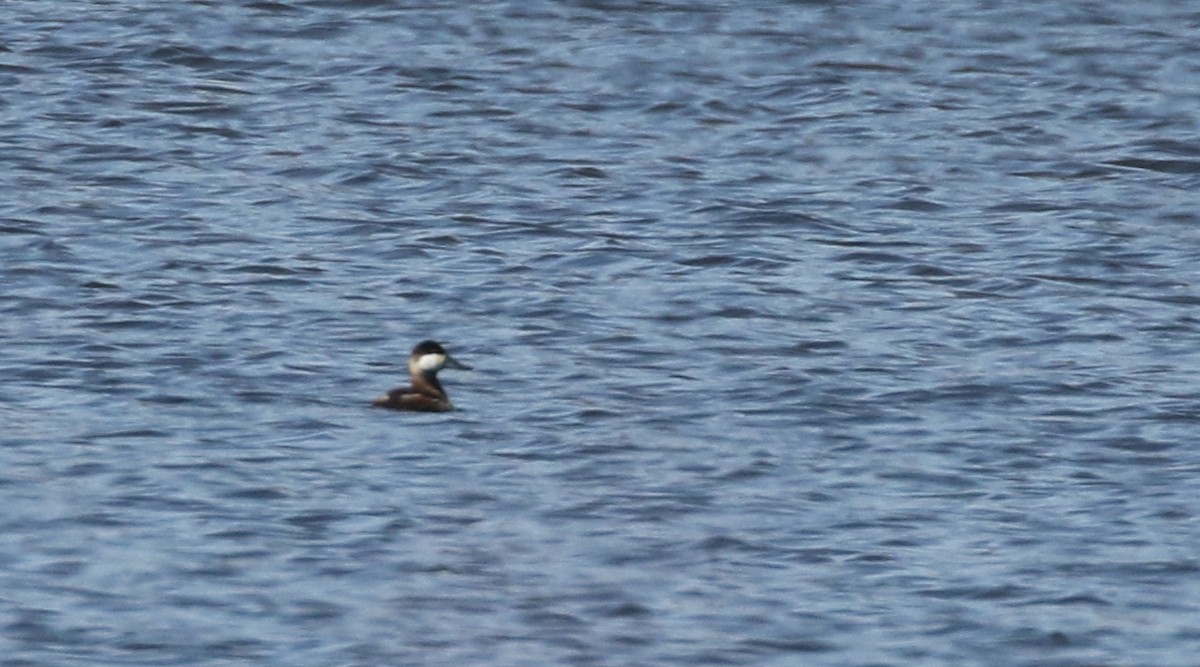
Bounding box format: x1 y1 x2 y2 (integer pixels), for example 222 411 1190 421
372 340 470 412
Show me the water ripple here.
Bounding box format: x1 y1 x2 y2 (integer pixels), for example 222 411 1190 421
3 1 1200 666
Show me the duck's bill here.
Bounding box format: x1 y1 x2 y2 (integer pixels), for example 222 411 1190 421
444 354 471 370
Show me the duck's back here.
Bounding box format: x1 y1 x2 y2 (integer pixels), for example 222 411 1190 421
372 387 453 412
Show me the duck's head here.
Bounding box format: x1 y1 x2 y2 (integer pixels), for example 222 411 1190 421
409 340 471 374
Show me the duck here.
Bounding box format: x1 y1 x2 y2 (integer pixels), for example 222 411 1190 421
372 340 470 412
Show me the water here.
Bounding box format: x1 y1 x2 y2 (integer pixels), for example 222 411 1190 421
3 1 1200 665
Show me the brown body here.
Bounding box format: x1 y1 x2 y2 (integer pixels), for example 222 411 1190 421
372 340 468 412
372 373 454 412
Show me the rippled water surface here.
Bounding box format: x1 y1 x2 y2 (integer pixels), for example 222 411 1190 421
3 1 1200 665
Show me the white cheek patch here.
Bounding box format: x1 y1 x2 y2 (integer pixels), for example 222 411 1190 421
417 353 445 371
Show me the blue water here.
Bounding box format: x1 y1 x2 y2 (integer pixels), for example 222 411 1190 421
3 1 1200 665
